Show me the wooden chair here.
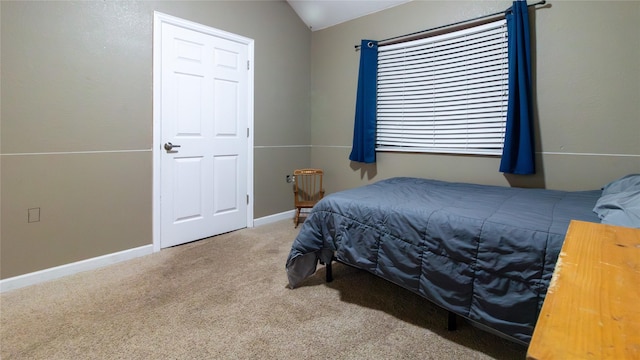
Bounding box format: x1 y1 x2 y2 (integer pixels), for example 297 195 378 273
293 169 324 228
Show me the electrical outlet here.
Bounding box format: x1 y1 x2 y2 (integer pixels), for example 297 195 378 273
28 207 40 223
286 175 295 183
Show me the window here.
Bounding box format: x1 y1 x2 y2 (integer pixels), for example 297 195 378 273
376 19 508 155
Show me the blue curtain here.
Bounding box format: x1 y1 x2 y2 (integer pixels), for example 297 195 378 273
499 1 536 174
349 40 378 163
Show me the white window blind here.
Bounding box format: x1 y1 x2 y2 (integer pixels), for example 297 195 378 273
376 19 508 155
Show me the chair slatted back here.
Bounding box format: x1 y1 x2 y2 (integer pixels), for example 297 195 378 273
293 169 324 206
292 168 324 227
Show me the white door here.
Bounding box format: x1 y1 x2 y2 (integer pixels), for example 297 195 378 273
155 14 253 249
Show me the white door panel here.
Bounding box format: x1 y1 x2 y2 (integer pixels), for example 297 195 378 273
158 18 250 248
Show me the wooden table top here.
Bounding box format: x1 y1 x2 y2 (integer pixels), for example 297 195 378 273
527 220 640 359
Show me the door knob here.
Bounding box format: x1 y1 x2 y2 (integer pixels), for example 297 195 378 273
164 142 181 151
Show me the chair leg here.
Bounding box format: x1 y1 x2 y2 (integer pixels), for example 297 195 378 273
447 311 457 331
294 208 300 228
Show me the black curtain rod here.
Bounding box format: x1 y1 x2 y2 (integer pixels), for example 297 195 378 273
355 0 547 50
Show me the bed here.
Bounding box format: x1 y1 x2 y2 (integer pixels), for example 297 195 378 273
285 175 640 344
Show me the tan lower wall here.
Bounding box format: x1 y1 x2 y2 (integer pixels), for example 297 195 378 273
0 146 313 280
253 146 311 219
1 152 152 279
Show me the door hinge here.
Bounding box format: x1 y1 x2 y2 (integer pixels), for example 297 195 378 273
246 194 249 204
247 128 250 138
247 60 250 70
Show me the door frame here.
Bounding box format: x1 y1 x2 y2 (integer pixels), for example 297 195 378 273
152 12 254 252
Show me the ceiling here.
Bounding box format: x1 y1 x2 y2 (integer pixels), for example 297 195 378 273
287 0 412 31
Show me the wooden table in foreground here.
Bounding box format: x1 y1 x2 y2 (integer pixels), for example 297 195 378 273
527 220 640 359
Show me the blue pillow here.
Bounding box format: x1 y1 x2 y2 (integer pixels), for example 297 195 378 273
593 189 640 228
601 174 640 196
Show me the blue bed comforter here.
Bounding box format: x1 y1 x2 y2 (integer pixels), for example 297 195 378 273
285 177 602 343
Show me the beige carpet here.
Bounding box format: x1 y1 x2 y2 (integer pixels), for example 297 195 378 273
1 220 526 359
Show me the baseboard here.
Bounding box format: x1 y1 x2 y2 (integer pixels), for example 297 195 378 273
253 209 295 227
0 245 154 293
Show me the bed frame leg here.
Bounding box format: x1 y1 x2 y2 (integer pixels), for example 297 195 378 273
447 311 457 331
325 260 333 282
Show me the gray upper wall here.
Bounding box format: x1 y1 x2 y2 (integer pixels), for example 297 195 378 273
310 1 639 192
